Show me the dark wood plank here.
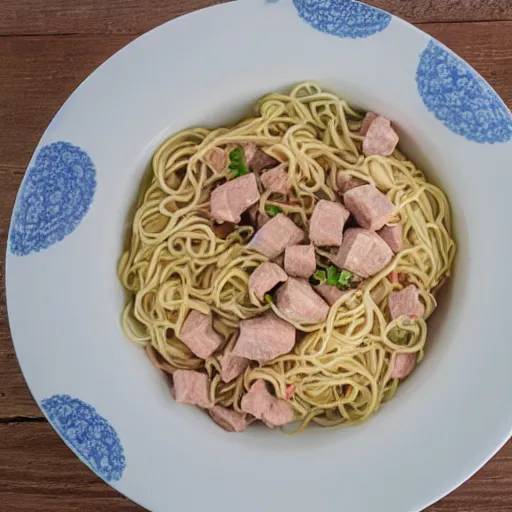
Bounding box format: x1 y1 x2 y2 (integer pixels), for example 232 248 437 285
0 0 226 36
369 0 512 23
0 0 511 36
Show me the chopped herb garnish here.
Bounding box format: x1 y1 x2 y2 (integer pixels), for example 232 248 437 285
264 294 273 305
313 269 327 283
313 266 354 290
338 269 353 289
265 204 283 217
228 147 249 179
326 266 339 285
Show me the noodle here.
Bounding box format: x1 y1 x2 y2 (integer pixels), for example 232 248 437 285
118 82 456 432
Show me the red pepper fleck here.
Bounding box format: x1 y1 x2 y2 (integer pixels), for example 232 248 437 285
285 384 296 400
388 271 398 284
409 314 418 319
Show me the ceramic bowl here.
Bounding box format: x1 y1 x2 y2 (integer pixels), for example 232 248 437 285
6 1 512 511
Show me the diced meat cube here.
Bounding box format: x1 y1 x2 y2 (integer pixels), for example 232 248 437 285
343 184 394 231
391 353 416 379
209 406 250 432
314 283 350 306
241 380 293 428
331 228 393 278
249 262 288 300
180 310 223 359
218 350 250 383
363 115 399 156
232 311 296 364
360 111 379 135
276 277 329 324
378 224 403 253
309 200 350 247
337 172 366 194
260 163 291 195
173 370 212 409
284 245 316 278
204 147 227 173
210 173 260 224
388 285 425 320
243 143 279 173
247 213 305 260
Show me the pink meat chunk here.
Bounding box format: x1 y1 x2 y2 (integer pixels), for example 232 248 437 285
209 406 250 432
388 285 425 320
218 350 250 383
276 277 330 324
173 370 212 409
309 200 350 247
247 213 305 260
241 380 293 428
378 224 403 253
343 184 394 231
205 147 227 173
249 262 288 300
243 143 279 173
331 228 393 279
314 283 350 306
360 111 379 135
284 244 316 278
232 311 296 365
362 115 399 157
337 173 366 194
391 353 416 379
180 310 223 359
210 173 261 224
260 164 291 195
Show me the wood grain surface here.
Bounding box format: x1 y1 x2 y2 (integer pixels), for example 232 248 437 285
0 1 510 510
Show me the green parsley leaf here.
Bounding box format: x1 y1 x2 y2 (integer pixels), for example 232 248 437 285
264 294 273 305
228 147 249 179
337 269 353 289
265 204 283 217
312 269 327 283
326 266 340 285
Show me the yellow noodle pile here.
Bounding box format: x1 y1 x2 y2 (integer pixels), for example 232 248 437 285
118 82 456 432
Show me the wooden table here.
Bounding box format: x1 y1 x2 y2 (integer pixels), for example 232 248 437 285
0 1 511 510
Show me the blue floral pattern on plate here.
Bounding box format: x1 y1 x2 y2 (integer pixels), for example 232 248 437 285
10 141 97 256
417 41 512 144
41 395 126 482
293 0 391 39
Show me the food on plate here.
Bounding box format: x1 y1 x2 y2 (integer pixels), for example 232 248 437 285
118 82 455 433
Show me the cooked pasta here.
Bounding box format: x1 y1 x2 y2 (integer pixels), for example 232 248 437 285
118 82 455 433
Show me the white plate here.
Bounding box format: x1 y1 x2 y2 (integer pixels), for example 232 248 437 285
6 1 512 511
